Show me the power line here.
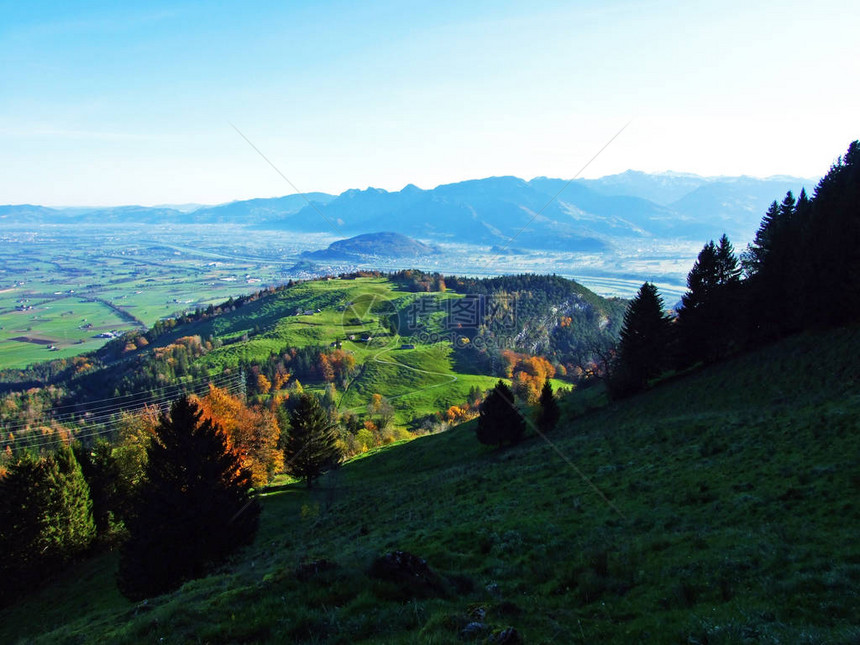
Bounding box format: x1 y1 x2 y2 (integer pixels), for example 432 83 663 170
0 373 241 434
4 380 247 451
0 374 243 437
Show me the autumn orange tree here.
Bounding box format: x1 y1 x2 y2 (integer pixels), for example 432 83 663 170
193 385 282 487
502 350 556 404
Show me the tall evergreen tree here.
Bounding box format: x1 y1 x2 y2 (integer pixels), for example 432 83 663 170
681 241 719 311
743 191 805 338
610 282 671 397
805 141 860 325
282 393 341 488
74 440 124 536
476 380 525 447
742 200 782 277
536 379 561 433
714 234 742 287
677 235 742 366
49 445 97 556
0 447 95 607
118 396 259 601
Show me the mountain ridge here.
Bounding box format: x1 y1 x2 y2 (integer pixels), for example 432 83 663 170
1 172 814 248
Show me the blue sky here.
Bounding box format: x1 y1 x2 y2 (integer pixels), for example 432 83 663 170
1 0 857 206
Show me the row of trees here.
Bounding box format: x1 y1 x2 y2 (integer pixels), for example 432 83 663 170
0 385 349 604
610 140 860 398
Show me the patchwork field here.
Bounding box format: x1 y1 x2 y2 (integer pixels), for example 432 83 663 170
0 224 690 370
0 226 326 368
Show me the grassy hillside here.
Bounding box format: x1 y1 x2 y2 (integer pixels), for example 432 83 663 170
162 277 501 422
3 325 858 643
1 275 602 429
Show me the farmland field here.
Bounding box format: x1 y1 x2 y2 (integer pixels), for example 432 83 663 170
0 223 690 369
0 225 335 368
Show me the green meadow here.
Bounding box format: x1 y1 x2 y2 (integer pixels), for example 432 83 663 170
0 227 298 369
157 277 503 423
3 324 857 643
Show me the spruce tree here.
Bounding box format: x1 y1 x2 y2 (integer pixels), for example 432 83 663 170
714 234 742 287
806 141 860 325
537 379 561 433
48 445 97 557
743 191 804 338
0 447 95 607
282 393 341 488
118 396 259 600
476 380 525 447
677 235 742 366
74 440 124 536
742 200 782 276
611 282 671 397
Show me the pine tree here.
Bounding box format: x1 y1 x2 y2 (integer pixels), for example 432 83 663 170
680 241 719 313
282 393 341 488
806 141 860 325
118 396 259 600
74 440 124 536
742 191 805 338
0 447 95 607
536 380 560 433
742 200 783 276
476 380 525 447
49 445 97 556
611 282 671 397
714 234 742 287
677 235 742 366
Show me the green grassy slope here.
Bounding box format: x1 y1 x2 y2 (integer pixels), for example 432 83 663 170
93 277 505 422
4 327 859 644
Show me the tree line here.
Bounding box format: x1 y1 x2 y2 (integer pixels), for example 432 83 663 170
610 140 860 398
0 385 349 605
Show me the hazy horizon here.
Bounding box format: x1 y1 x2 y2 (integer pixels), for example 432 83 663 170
7 167 823 210
2 1 857 206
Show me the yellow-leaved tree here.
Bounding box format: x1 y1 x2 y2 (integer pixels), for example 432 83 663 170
192 385 282 487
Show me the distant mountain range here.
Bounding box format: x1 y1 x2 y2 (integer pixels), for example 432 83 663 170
0 172 815 249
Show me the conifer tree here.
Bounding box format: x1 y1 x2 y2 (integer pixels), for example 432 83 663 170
742 191 805 338
49 445 97 556
118 396 259 600
610 282 671 397
0 447 95 607
743 200 783 276
677 235 742 366
476 380 525 446
74 440 124 536
714 234 742 286
806 141 860 325
282 393 341 488
537 379 561 433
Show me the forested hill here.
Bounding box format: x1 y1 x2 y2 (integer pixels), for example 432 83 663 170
0 271 624 449
300 232 437 261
